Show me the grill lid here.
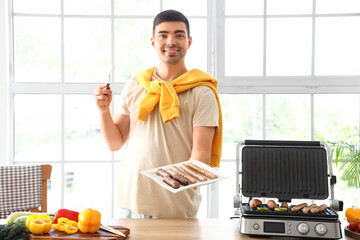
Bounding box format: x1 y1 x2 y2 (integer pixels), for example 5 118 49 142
241 142 329 201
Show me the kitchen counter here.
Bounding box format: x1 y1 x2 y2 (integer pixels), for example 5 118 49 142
102 218 353 240
0 218 355 239
103 218 242 240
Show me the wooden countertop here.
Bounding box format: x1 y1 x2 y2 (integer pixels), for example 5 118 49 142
103 218 242 240
0 218 355 239
102 218 354 240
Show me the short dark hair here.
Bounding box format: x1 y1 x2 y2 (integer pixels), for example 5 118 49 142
153 10 190 37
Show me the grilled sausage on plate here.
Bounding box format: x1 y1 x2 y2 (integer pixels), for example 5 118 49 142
171 165 197 184
156 168 172 178
163 176 180 189
185 163 218 179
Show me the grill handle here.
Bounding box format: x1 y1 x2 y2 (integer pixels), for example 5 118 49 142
244 139 321 147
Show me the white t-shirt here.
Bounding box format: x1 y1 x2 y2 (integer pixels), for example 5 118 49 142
116 70 219 218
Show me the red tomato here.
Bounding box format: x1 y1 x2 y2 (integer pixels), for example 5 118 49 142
349 222 358 231
357 223 360 232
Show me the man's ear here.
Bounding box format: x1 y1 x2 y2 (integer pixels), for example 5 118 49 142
188 36 192 48
151 37 155 47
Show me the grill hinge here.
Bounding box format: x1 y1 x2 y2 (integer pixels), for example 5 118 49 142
330 175 337 185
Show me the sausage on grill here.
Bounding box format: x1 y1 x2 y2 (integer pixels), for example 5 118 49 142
302 204 317 214
310 204 327 214
291 203 308 212
249 199 262 208
281 201 289 209
267 200 276 210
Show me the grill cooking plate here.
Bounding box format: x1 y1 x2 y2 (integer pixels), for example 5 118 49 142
242 203 338 220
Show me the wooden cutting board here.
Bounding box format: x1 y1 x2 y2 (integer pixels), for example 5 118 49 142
345 226 360 239
29 226 130 240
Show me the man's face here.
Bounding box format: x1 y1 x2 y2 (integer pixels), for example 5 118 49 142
151 21 192 65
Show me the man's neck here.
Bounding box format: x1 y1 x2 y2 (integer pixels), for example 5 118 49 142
156 63 188 82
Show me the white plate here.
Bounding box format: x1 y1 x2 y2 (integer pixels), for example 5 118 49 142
140 159 229 193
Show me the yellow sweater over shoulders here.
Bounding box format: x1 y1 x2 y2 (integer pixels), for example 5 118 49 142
136 67 222 167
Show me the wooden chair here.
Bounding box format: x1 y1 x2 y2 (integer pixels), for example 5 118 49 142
28 164 52 213
0 164 52 218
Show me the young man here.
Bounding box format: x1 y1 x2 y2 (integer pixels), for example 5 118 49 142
93 10 222 218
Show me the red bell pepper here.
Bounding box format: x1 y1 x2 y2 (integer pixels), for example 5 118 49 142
54 209 79 223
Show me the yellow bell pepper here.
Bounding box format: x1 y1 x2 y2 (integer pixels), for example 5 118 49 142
346 207 360 223
29 219 46 234
52 217 79 234
65 220 79 234
26 214 52 234
57 217 69 231
78 208 101 233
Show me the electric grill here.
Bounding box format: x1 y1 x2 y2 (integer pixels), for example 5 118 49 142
233 140 344 239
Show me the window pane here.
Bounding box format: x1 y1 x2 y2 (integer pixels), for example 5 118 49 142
47 163 62 213
114 19 155 83
220 94 262 160
334 164 360 220
218 161 237 219
315 17 360 75
114 0 160 15
185 19 207 71
64 95 111 161
266 18 312 76
64 0 110 15
14 94 61 162
225 19 263 76
267 0 312 15
225 0 263 15
13 0 60 14
64 163 112 218
14 17 61 82
266 94 310 140
314 94 359 142
317 0 360 14
162 0 207 16
64 18 111 82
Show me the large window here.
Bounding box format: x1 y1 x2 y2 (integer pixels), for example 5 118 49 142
5 0 360 219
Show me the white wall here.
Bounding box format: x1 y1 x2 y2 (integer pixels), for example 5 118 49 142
0 0 9 165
